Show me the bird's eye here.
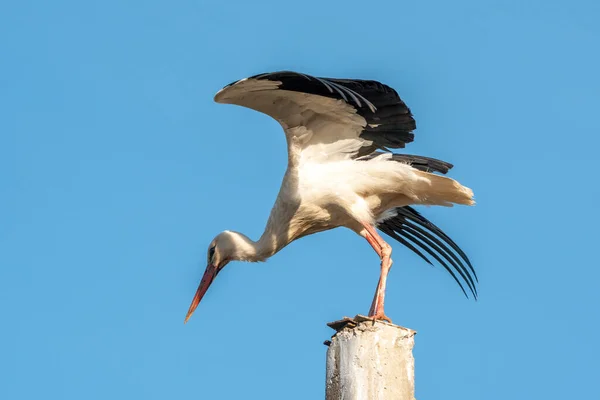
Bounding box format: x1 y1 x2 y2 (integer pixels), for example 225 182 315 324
208 246 216 263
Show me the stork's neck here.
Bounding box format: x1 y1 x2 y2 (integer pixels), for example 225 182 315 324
229 168 297 262
227 229 284 262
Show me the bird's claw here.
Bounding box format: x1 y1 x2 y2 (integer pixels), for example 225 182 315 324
366 313 393 324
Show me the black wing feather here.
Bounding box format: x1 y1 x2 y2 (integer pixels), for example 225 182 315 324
383 217 476 296
401 221 477 294
401 207 477 280
378 225 434 267
377 206 477 299
358 152 454 174
402 225 477 297
399 228 470 299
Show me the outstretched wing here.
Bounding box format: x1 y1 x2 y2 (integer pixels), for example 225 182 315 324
214 71 416 160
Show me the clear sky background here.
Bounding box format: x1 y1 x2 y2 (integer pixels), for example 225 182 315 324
1 1 599 399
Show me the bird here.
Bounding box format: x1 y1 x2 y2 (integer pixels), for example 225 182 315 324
184 70 476 324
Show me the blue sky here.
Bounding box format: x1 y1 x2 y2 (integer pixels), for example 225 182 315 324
1 1 599 399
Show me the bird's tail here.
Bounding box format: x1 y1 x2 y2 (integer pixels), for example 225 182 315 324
413 171 475 207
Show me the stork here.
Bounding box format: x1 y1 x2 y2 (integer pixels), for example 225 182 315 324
185 71 476 323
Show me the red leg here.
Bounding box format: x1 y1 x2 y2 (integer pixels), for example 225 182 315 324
361 223 393 323
362 231 385 316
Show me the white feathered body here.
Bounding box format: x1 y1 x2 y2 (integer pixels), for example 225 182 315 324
261 126 474 249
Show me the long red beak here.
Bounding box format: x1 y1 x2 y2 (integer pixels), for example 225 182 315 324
184 264 218 323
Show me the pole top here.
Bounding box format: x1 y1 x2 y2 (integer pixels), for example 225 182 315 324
326 315 417 335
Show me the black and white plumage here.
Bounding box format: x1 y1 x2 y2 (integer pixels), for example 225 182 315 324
185 71 476 323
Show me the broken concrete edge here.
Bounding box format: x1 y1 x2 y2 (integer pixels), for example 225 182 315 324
326 315 417 340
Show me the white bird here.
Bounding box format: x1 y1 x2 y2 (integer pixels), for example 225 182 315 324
185 71 476 323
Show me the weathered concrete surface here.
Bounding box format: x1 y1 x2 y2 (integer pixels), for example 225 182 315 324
325 315 416 400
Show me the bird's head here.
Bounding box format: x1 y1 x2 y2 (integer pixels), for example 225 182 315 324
184 231 254 323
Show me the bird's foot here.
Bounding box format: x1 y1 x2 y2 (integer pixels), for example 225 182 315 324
366 312 392 324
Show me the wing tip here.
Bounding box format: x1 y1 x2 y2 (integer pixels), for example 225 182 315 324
213 71 297 102
213 77 281 104
213 88 227 103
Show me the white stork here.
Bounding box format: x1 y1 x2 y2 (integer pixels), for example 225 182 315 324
185 71 476 323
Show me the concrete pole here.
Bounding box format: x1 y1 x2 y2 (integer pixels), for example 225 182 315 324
325 315 416 400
